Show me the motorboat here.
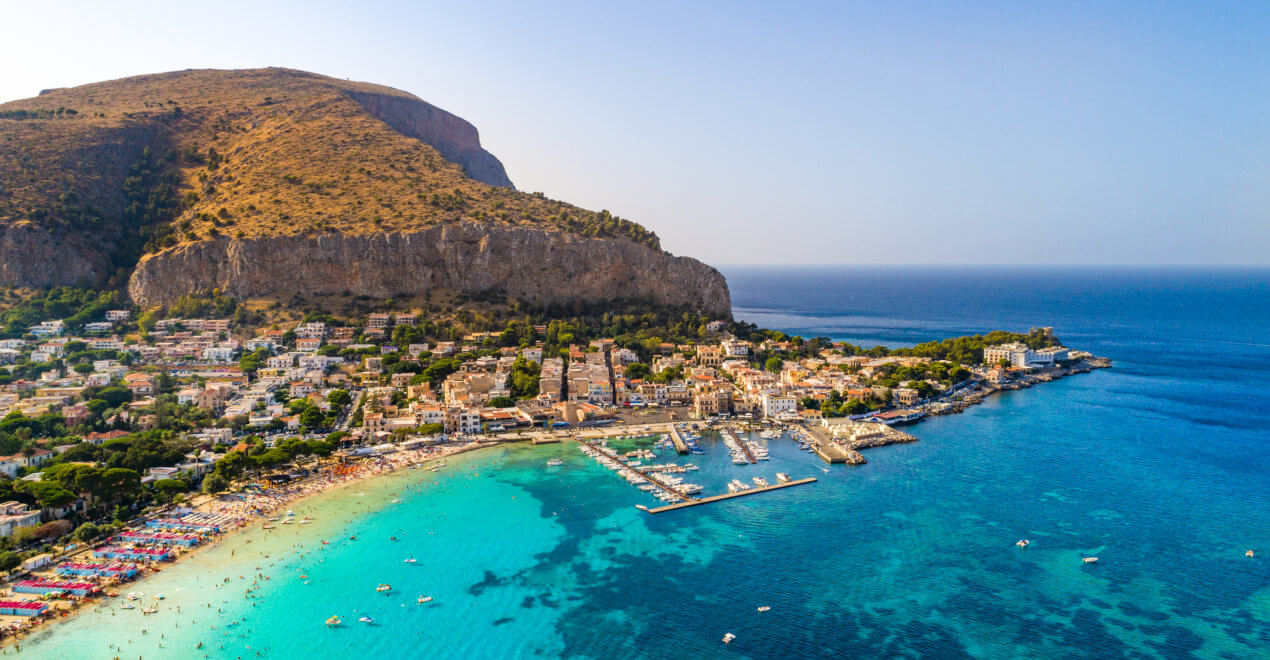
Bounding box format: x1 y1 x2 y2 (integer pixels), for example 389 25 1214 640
404 558 417 564
1082 557 1098 563
722 632 736 644
752 477 769 487
1016 539 1029 548
142 607 158 614
417 596 433 604
326 615 342 626
359 616 374 623
776 473 791 482
757 606 771 612
120 603 135 610
126 592 138 601
376 583 392 592
1247 549 1255 558
546 459 564 466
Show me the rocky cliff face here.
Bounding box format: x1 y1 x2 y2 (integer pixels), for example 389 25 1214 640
347 91 514 188
128 224 731 317
0 222 107 287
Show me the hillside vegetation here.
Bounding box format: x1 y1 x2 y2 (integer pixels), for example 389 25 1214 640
0 68 659 287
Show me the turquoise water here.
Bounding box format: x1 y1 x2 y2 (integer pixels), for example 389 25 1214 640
15 267 1270 658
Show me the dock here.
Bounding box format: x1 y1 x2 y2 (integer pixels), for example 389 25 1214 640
669 427 689 455
724 429 757 463
645 478 817 514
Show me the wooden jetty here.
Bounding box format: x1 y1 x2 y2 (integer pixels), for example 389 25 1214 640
725 429 757 463
645 478 817 514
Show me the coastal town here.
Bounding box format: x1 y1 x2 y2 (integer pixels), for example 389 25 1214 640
0 298 1109 642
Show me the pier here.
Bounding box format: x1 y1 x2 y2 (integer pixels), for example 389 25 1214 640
727 429 757 463
645 478 818 514
584 441 690 502
669 427 690 454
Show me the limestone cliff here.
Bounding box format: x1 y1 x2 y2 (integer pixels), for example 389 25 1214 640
0 68 730 317
128 224 732 317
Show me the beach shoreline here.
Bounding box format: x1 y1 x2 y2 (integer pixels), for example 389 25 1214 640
0 439 500 649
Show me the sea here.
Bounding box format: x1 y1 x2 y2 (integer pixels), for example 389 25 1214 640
14 266 1270 659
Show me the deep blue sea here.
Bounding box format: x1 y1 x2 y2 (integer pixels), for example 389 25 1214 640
16 266 1270 659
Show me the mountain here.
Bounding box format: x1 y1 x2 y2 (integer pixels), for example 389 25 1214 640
0 68 730 316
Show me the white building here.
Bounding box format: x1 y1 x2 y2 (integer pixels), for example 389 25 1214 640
760 394 797 418
983 343 1035 367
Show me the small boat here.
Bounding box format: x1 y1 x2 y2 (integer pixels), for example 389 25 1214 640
299 520 311 524
776 472 790 482
325 615 342 626
1247 549 1255 558
262 524 275 530
142 607 158 614
722 632 736 644
1083 557 1099 563
546 459 563 466
376 584 392 592
358 616 373 623
635 504 649 511
154 594 165 600
752 477 769 487
1016 539 1029 548
757 606 771 612
404 558 417 564
126 592 138 601
120 603 135 610
417 596 433 604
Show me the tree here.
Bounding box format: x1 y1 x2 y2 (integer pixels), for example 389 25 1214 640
74 522 100 542
488 396 515 408
327 389 351 407
153 479 188 501
624 363 650 381
202 473 229 494
299 405 325 429
73 362 95 375
0 552 19 571
99 468 141 502
765 357 783 373
22 481 76 509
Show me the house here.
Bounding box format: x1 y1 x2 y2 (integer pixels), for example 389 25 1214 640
892 388 921 406
760 394 797 418
395 314 417 326
106 310 131 322
721 338 750 357
521 347 543 364
983 343 1035 368
296 337 323 352
367 313 392 329
0 502 42 536
0 450 53 478
30 320 64 337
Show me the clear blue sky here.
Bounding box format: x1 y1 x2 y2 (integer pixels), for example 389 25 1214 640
2 1 1267 266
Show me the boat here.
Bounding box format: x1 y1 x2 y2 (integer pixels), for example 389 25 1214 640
404 558 417 564
299 520 311 524
325 615 342 626
757 606 771 612
776 472 790 482
376 584 392 592
1083 557 1099 563
635 504 649 511
359 616 374 623
417 596 433 604
1247 549 1255 558
722 632 736 644
752 477 769 487
154 594 165 600
142 607 157 614
262 524 275 530
1016 539 1029 548
546 459 564 466
126 592 138 601
120 603 135 610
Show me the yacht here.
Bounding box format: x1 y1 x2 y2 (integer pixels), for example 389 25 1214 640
359 616 374 623
752 477 769 487
417 596 433 604
722 633 736 644
776 473 791 482
1082 557 1099 564
546 459 564 466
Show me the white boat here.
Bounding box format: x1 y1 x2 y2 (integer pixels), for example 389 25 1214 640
776 473 790 482
752 477 769 487
546 459 563 466
417 596 433 604
142 607 158 614
154 594 165 600
326 615 342 626
635 504 649 511
376 584 392 592
120 603 135 610
757 606 771 612
359 616 374 623
1083 557 1099 564
404 558 417 564
722 632 736 644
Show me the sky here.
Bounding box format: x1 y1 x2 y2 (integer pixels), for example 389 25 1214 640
2 1 1267 266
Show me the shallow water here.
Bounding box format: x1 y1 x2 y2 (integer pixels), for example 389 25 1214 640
15 266 1270 658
